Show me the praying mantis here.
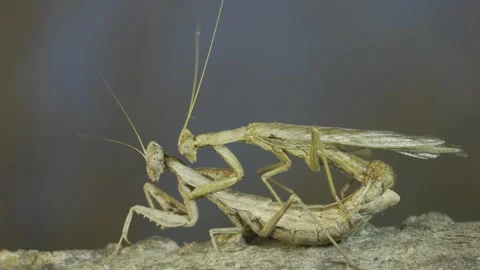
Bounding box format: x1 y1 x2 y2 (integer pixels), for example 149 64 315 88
178 76 465 210
86 73 399 270
117 150 399 270
175 2 467 215
80 0 464 267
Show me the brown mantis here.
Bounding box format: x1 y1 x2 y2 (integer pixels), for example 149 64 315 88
175 7 467 215
118 151 399 270
85 75 399 269
162 2 468 219
77 63 403 270
178 91 465 208
80 0 463 267
82 11 400 267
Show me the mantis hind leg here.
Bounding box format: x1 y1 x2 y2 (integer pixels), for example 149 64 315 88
294 196 363 270
261 179 363 270
258 192 297 237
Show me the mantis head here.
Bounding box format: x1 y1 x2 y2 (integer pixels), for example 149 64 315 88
178 129 198 163
146 141 165 182
178 0 223 164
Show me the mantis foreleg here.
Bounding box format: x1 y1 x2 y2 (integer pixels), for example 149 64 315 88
185 145 244 199
114 182 198 254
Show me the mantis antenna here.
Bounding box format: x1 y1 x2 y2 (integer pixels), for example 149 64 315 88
98 70 147 155
181 0 225 132
77 71 148 159
77 134 146 159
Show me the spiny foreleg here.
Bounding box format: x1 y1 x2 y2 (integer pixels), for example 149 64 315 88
113 182 198 254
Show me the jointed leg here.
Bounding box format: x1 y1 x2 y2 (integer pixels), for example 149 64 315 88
324 149 395 190
295 196 362 270
258 179 362 270
258 193 297 237
144 182 187 215
187 145 244 199
307 127 321 171
114 182 198 255
209 227 244 252
324 150 395 208
201 187 246 252
256 147 293 205
338 149 375 198
323 149 371 183
195 167 236 184
310 128 352 224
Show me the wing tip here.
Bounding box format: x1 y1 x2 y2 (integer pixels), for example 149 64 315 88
398 144 467 159
441 143 467 157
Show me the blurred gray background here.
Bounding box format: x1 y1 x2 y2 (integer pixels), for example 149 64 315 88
1 1 478 251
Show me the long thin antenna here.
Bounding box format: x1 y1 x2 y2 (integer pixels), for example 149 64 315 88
77 134 146 158
98 70 147 154
187 22 201 129
182 0 224 131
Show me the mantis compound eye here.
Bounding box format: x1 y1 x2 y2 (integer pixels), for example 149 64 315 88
178 129 198 163
146 141 165 182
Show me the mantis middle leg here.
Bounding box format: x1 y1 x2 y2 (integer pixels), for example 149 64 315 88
255 128 352 222
193 168 247 252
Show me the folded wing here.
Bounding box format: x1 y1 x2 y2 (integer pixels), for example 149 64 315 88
317 127 466 159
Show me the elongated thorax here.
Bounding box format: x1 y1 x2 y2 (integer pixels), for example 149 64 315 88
247 122 313 143
195 126 249 146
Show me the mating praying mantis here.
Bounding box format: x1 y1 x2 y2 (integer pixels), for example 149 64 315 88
118 151 399 270
86 74 399 270
81 0 462 267
81 4 398 269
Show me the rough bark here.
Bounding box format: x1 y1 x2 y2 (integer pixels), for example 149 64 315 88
1 212 479 270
